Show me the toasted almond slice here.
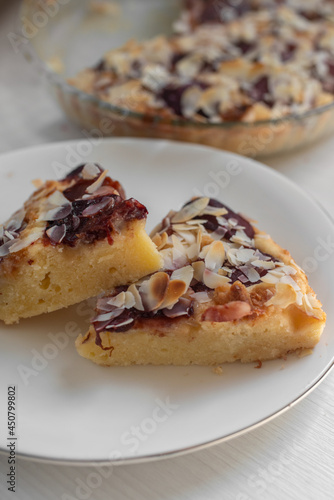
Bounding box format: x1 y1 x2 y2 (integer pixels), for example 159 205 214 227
171 265 194 290
172 223 196 231
128 284 144 311
95 309 124 323
123 291 136 309
171 197 210 223
186 241 200 260
299 293 323 319
171 235 188 268
158 231 169 250
265 282 297 308
47 190 71 208
82 163 101 180
202 206 228 217
108 292 126 308
199 244 212 260
230 230 253 246
152 233 162 247
192 261 205 282
160 279 187 309
201 234 214 247
203 269 230 289
239 265 261 283
8 227 43 254
141 272 169 311
86 170 108 194
210 227 227 241
176 230 197 245
0 240 15 257
186 219 208 225
160 247 174 270
205 240 225 272
252 259 275 270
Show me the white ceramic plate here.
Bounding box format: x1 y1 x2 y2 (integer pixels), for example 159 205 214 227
0 139 333 465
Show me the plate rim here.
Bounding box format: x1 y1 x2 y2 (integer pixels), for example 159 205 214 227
1 137 333 465
1 357 333 467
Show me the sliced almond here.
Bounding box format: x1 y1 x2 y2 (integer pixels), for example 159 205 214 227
176 230 196 245
210 227 227 241
160 279 187 309
140 272 169 311
171 197 209 223
203 269 230 289
123 291 136 309
265 282 297 308
205 240 225 272
128 284 144 311
202 206 228 217
171 265 194 290
86 170 108 194
8 227 43 254
300 293 323 319
192 261 205 282
201 234 214 247
47 190 71 208
252 259 275 270
82 163 101 180
107 292 126 308
157 231 168 250
261 273 280 284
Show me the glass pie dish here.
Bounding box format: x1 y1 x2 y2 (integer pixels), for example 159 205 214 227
20 0 334 158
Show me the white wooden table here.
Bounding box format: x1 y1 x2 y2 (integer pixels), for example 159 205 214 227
0 2 333 499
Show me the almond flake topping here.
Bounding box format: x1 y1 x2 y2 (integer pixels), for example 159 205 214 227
205 240 225 272
171 197 209 223
92 197 308 334
86 170 108 194
81 163 101 180
47 190 71 208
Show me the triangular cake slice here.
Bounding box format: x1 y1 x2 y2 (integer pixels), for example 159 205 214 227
76 197 326 366
0 164 162 324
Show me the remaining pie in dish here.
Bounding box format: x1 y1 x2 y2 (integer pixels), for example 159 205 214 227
0 164 162 324
76 197 326 366
69 0 334 124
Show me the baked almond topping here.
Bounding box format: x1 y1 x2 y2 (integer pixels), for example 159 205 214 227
70 0 334 123
0 164 148 257
91 197 321 342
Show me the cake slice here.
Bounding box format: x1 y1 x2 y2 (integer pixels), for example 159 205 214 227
76 197 326 366
0 164 162 324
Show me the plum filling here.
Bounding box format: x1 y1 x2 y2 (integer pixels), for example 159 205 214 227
43 165 147 247
159 82 209 116
93 298 194 343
